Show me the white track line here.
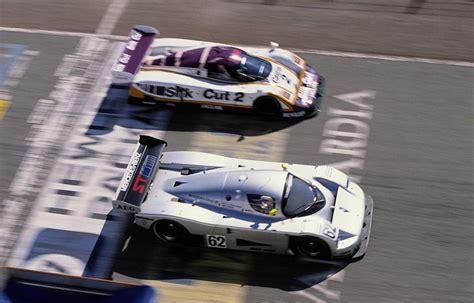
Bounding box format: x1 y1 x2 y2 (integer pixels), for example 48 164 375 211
1 26 473 67
0 26 126 40
95 0 129 35
287 48 474 67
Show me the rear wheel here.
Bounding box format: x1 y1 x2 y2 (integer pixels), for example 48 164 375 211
152 220 188 244
295 236 331 259
253 97 282 117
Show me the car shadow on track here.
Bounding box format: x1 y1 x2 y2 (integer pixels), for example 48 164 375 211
86 86 305 137
113 225 348 291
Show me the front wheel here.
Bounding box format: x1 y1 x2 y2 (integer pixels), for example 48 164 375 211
294 236 331 259
152 220 188 244
253 97 282 117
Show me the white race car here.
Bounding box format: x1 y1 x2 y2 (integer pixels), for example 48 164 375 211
112 25 325 118
112 136 373 261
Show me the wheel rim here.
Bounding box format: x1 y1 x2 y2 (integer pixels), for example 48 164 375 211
298 238 325 258
154 221 184 242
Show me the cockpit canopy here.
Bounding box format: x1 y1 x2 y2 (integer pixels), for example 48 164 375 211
245 173 326 218
164 169 325 219
282 174 325 218
149 46 272 82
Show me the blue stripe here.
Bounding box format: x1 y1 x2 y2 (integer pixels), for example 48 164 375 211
0 43 26 85
140 155 157 178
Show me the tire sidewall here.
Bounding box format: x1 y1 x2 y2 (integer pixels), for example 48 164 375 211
295 236 331 259
253 97 282 117
152 220 187 243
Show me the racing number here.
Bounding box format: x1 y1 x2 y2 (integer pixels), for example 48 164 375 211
206 235 227 248
234 92 244 102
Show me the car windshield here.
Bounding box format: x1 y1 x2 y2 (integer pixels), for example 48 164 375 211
237 53 272 82
282 174 325 217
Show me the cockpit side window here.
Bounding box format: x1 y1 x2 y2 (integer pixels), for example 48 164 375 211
247 194 276 215
207 64 238 82
235 54 272 83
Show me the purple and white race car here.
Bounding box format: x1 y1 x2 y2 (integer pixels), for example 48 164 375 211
112 25 325 118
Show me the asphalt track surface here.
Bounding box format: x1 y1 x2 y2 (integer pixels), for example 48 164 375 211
1 0 473 61
0 1 473 303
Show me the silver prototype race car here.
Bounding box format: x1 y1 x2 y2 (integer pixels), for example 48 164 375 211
112 136 373 261
112 25 325 118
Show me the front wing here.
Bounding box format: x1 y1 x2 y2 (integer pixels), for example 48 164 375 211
350 195 374 260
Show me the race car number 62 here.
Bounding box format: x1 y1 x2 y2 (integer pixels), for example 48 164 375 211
206 235 226 248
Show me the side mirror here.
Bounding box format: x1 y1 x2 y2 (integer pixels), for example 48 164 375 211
270 41 279 49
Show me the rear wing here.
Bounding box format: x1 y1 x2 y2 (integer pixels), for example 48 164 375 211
111 25 159 84
112 135 167 213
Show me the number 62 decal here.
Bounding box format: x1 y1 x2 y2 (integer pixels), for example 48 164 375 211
206 235 227 248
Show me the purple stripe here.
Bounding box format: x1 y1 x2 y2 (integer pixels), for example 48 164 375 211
115 25 157 75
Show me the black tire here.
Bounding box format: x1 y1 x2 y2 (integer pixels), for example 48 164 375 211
253 97 282 117
295 236 331 259
152 220 188 243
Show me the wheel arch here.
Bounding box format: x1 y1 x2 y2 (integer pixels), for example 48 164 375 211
252 95 284 116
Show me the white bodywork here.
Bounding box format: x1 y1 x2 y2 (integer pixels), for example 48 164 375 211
126 38 320 117
133 151 373 259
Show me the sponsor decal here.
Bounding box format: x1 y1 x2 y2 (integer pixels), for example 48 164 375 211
130 30 143 42
298 71 318 102
203 89 244 102
235 239 272 247
114 30 141 72
137 84 193 99
118 53 131 65
132 175 147 193
293 56 302 65
303 72 314 86
140 154 157 178
282 111 306 117
125 40 138 51
164 86 193 98
119 151 141 191
204 89 230 100
131 154 157 193
271 67 282 83
201 104 223 110
189 193 219 204
271 67 290 84
115 203 138 212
